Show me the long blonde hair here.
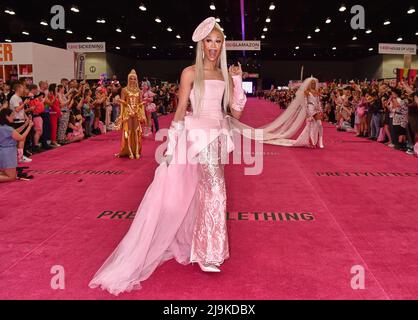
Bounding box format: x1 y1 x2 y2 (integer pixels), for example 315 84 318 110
193 23 231 116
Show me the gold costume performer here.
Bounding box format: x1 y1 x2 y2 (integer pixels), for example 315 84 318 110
115 70 146 159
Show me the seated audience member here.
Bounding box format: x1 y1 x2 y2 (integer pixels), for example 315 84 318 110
0 108 33 182
66 97 85 143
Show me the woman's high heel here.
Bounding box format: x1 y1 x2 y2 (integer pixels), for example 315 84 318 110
198 262 221 273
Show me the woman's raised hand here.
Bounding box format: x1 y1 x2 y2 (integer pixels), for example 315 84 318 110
229 62 243 77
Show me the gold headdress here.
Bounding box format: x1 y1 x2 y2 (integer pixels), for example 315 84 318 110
127 69 139 90
128 69 138 79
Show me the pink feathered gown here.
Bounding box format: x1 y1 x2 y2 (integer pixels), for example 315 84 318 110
89 80 238 295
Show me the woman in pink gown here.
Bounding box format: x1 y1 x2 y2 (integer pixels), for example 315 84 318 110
230 77 326 148
89 17 247 295
295 79 325 148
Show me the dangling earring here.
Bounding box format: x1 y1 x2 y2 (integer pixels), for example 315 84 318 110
202 50 205 59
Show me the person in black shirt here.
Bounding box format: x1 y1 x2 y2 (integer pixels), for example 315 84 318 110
367 91 383 140
406 91 418 156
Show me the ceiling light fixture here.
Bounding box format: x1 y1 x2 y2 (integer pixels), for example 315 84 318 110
66 30 73 34
210 3 216 10
339 4 347 12
40 20 48 26
167 27 173 32
155 17 162 23
269 3 276 10
407 7 415 14
131 35 136 39
266 17 271 23
86 36 93 40
263 27 268 32
116 28 122 33
70 6 79 13
366 29 372 34
315 27 320 33
5 9 16 15
383 20 391 25
139 4 147 11
326 18 332 24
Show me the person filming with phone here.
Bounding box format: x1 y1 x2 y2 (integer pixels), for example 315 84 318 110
0 108 34 182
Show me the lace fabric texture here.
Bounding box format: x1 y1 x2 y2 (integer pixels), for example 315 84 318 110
191 135 229 266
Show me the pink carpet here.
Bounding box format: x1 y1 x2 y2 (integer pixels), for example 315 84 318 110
1 98 417 300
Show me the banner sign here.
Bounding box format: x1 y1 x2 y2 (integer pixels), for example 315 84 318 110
75 53 86 80
378 43 416 55
67 42 106 53
226 41 261 51
0 43 33 65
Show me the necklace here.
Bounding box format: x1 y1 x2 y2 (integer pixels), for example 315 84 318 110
126 86 139 94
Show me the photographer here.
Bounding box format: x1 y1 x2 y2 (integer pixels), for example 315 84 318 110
0 108 33 182
9 83 32 163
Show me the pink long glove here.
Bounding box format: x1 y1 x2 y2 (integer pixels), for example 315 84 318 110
165 120 185 165
231 75 247 112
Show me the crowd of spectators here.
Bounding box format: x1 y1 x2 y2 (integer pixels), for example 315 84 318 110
261 78 418 156
2 75 417 182
0 76 179 182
